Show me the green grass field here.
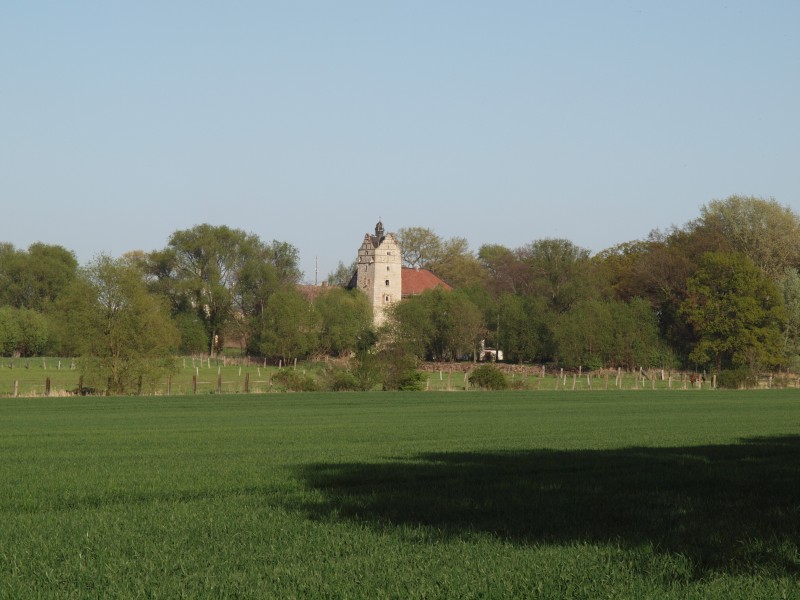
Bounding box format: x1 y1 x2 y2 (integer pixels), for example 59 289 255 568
1 391 798 598
0 356 745 396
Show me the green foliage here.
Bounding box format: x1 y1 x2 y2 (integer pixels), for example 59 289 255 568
315 288 373 357
174 312 209 355
270 368 317 392
554 298 675 370
322 367 360 391
149 224 301 356
255 288 319 362
697 195 800 278
716 368 758 390
777 268 800 368
0 306 47 357
517 238 594 313
389 288 484 361
376 345 424 391
469 364 509 390
326 260 357 287
59 256 179 394
0 243 78 312
0 307 21 356
12 308 49 356
682 252 786 372
497 294 552 363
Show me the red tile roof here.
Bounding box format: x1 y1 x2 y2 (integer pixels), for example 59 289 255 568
401 268 452 296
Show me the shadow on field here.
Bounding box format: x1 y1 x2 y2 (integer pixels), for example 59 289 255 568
295 436 800 577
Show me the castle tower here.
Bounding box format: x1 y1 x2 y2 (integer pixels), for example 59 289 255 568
355 220 402 327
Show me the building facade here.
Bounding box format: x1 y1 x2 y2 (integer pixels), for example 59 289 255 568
354 221 403 327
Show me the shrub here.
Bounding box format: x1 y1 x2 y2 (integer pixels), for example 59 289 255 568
271 369 317 392
322 367 360 392
469 365 509 390
716 368 758 389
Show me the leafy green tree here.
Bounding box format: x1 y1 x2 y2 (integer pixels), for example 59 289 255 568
517 238 594 313
13 308 50 356
497 294 552 363
173 312 210 355
0 243 78 311
315 287 373 357
611 298 674 369
326 260 357 287
697 195 800 278
554 300 614 369
0 307 21 356
59 256 179 394
478 244 524 296
554 298 669 369
389 288 483 361
396 227 443 268
777 268 800 368
681 252 786 373
427 238 488 290
256 288 320 363
149 225 301 355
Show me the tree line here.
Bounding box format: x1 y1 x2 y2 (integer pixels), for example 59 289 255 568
1 195 798 392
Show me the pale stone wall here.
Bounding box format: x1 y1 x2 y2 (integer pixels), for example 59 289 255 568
355 225 403 327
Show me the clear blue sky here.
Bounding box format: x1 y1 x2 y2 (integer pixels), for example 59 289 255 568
2 1 798 282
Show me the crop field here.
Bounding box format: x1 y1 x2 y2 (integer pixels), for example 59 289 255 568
1 391 798 598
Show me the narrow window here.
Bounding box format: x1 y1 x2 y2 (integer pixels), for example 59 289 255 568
385 280 390 286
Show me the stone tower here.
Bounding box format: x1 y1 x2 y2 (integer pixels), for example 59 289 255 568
355 220 403 327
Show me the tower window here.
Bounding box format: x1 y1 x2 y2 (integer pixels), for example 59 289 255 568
385 280 390 286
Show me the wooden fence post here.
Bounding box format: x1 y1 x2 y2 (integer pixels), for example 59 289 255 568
217 373 222 394
167 375 172 396
244 372 250 393
192 375 197 394
13 380 19 398
45 377 51 396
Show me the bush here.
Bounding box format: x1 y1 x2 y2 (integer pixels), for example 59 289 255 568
271 369 317 392
469 365 509 390
322 367 360 392
716 368 758 389
378 347 424 391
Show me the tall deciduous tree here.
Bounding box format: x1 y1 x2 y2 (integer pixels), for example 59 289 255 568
517 238 594 312
681 252 786 373
60 256 178 394
0 243 78 311
496 294 552 363
389 288 484 361
255 288 319 363
776 268 800 368
396 227 443 269
696 195 800 278
149 225 301 355
314 287 373 357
